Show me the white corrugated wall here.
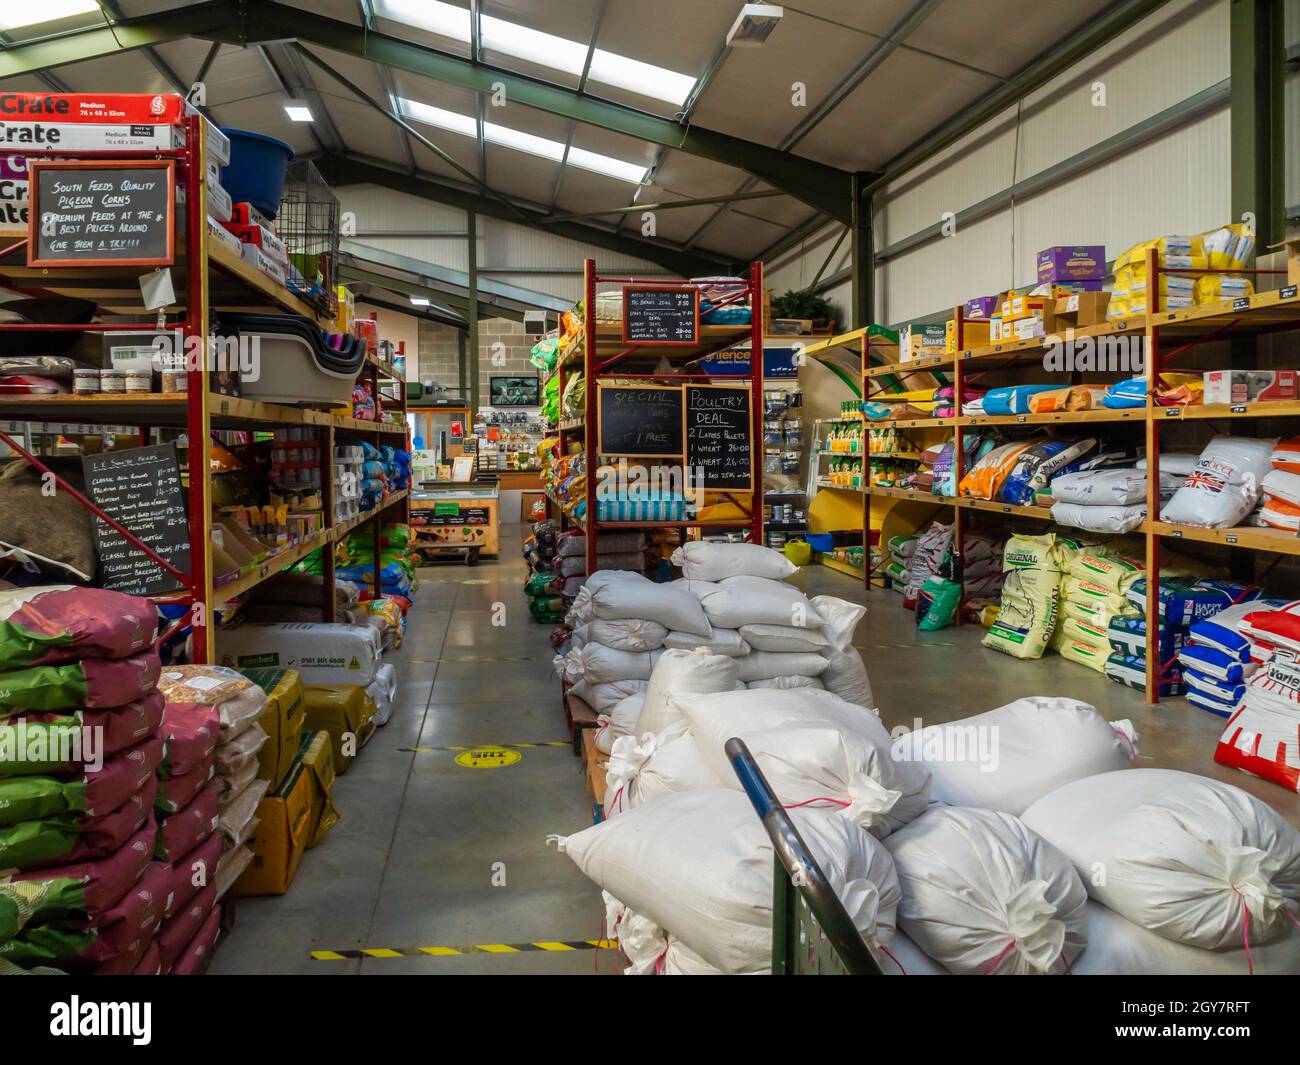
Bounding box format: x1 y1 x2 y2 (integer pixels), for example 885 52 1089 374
768 0 1238 329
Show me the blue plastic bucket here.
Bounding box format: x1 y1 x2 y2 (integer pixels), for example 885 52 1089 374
219 129 294 219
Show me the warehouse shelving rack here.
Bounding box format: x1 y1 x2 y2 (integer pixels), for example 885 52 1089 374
0 110 409 662
835 248 1300 702
567 257 765 576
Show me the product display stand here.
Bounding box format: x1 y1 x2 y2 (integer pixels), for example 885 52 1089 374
0 112 409 662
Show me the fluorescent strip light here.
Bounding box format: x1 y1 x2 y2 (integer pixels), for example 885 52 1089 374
376 0 696 105
410 297 431 306
400 98 647 184
0 0 100 30
284 101 315 122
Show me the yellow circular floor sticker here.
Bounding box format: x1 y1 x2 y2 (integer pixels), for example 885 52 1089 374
454 745 522 769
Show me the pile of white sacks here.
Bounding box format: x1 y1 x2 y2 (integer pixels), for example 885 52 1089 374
549 544 1300 975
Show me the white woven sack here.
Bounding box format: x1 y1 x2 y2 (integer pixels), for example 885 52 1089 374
890 696 1137 815
1021 767 1300 950
634 647 739 736
886 806 1087 975
671 541 797 582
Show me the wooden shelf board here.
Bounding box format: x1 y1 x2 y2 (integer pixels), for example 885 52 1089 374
818 555 866 579
1144 521 1300 555
208 241 320 318
957 408 1146 427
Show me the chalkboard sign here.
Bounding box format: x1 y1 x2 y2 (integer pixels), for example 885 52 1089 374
597 383 684 457
82 443 190 596
28 159 174 268
622 285 699 345
686 384 753 491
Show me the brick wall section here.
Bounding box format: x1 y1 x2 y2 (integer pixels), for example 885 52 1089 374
409 317 538 405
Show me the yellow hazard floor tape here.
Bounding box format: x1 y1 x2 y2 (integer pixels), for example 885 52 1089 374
311 939 619 960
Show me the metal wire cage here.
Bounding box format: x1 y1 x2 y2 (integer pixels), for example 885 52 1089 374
726 737 883 975
277 159 339 319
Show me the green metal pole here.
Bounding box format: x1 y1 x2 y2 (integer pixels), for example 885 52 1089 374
468 211 480 415
850 172 874 329
1230 0 1285 248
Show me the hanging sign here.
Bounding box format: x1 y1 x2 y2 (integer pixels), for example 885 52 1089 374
28 158 174 268
622 285 699 345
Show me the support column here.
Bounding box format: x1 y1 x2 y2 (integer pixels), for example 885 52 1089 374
850 171 874 329
467 210 480 413
1230 0 1285 248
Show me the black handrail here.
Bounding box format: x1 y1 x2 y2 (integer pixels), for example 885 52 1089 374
725 737 882 975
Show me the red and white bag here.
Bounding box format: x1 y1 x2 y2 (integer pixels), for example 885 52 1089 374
1215 651 1300 791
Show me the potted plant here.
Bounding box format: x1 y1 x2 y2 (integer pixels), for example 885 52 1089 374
771 289 838 334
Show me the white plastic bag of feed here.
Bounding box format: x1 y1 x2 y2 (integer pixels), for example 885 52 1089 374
588 571 713 636
602 721 718 816
735 651 830 682
682 575 826 630
880 933 947 976
569 678 648 713
819 647 874 707
635 648 739 736
214 622 381 686
811 595 866 652
885 806 1088 974
738 624 830 654
1160 435 1277 528
364 663 398 727
661 627 750 656
1021 767 1300 950
575 618 669 652
1073 900 1300 975
1049 467 1178 507
1050 501 1147 534
564 643 660 684
891 697 1136 815
670 541 797 582
552 789 901 974
746 675 825 690
673 687 930 835
594 693 645 755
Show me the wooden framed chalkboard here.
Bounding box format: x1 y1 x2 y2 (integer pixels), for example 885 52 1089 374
597 382 684 457
686 383 753 491
27 159 175 268
82 442 190 596
621 285 699 346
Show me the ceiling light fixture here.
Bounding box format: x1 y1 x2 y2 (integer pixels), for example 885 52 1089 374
0 0 100 30
726 3 783 47
410 297 431 306
400 98 648 184
284 100 315 122
375 0 697 106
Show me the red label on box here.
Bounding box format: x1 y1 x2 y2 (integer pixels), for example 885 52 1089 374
0 93 185 124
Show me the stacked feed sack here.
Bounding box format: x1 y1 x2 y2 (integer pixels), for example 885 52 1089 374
1049 465 1181 534
982 533 1064 661
1174 598 1285 718
1160 436 1276 529
155 665 269 973
213 621 383 692
1052 547 1144 674
881 532 917 592
1023 769 1300 974
0 586 166 974
523 519 564 624
1213 601 1300 791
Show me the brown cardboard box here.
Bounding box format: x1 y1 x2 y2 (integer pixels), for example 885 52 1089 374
1049 290 1112 330
945 318 991 353
302 684 377 773
242 667 307 790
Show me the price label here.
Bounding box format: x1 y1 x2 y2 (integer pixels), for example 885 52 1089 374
1225 534 1239 544
1233 297 1251 310
1170 529 1183 538
1165 407 1181 417
1231 404 1247 414
1282 285 1297 299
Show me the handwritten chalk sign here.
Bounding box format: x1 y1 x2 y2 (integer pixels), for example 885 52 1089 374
597 383 684 457
686 383 752 491
28 159 174 268
622 286 699 345
82 443 190 596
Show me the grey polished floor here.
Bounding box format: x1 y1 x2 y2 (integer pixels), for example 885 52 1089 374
210 531 1299 975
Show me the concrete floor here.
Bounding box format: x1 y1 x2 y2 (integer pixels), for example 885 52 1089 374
211 530 1300 975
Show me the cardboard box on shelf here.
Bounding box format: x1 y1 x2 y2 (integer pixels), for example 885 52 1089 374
1037 245 1106 284
904 323 947 357
1048 290 1112 331
1010 315 1046 341
1203 369 1298 405
963 295 1000 319
946 318 991 352
1001 294 1048 322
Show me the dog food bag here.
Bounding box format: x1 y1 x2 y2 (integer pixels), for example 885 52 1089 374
156 757 215 815
1161 435 1276 528
0 689 164 778
168 904 221 975
155 785 220 862
0 586 157 670
158 701 220 778
2 818 156 924
0 650 161 716
166 832 223 917
157 882 216 972
0 734 162 825
0 859 169 970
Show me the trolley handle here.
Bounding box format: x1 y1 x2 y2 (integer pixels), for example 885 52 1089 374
725 737 882 975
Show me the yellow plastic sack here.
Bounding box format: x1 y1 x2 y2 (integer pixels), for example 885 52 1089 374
302 684 377 774
1193 274 1254 304
1114 235 1207 271
783 540 812 567
1055 636 1110 672
1115 266 1196 297
1066 552 1143 594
